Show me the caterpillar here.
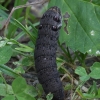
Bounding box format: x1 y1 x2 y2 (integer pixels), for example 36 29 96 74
34 6 64 100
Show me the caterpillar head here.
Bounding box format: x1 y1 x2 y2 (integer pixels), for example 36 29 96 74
49 6 62 29
40 6 62 31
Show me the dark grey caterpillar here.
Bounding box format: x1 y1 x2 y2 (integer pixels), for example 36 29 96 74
34 6 64 100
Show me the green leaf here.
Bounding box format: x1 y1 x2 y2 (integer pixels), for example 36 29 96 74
12 76 27 94
0 46 12 64
14 66 25 74
16 96 25 100
0 0 5 3
0 9 9 19
2 95 15 100
49 0 100 55
0 41 7 47
0 64 19 78
0 5 8 11
16 94 36 100
75 67 90 81
0 84 13 96
21 57 34 66
14 31 25 41
89 62 100 79
88 81 98 95
15 47 33 52
75 67 87 76
82 93 95 99
83 0 100 5
28 21 38 40
14 19 36 43
7 0 27 38
64 84 72 91
92 0 100 5
12 77 37 99
24 85 38 97
13 0 27 19
96 89 100 98
8 39 33 52
0 17 5 29
0 77 3 83
36 84 44 97
46 93 53 100
15 86 37 100
79 75 90 82
37 98 44 100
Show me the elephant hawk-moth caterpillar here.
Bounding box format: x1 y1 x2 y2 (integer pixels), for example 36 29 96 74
34 6 64 100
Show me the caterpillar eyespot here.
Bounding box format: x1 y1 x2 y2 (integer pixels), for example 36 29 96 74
52 25 58 31
34 6 64 100
53 16 60 22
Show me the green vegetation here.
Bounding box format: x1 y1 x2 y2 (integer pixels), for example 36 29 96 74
0 0 100 100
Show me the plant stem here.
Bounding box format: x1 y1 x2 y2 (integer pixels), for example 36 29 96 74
0 72 8 94
58 41 73 63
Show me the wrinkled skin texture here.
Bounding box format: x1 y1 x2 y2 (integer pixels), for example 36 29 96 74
34 6 64 100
